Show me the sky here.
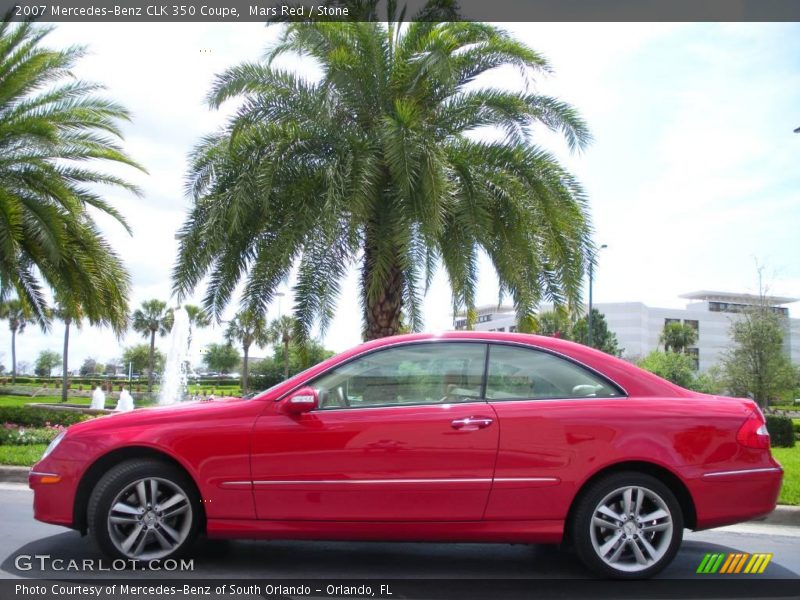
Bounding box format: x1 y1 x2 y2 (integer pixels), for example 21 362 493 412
2 20 799 374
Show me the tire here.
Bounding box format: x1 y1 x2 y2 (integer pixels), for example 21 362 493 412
87 459 200 561
571 471 683 579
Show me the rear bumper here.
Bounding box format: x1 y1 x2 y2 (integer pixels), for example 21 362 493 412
691 466 783 530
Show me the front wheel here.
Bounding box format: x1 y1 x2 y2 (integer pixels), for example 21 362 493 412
571 472 683 579
87 459 200 561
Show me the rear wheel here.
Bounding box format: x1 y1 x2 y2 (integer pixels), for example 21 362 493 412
87 459 200 561
571 472 683 579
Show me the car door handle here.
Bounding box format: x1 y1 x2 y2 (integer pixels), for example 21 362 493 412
451 416 493 430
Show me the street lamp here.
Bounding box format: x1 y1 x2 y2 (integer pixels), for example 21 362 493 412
587 244 608 348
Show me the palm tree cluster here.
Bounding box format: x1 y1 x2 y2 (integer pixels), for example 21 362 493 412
0 19 142 331
173 20 594 343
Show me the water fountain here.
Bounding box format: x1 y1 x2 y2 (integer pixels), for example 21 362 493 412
90 386 106 410
158 307 191 405
115 388 134 412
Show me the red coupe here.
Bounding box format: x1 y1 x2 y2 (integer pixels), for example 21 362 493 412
29 332 782 578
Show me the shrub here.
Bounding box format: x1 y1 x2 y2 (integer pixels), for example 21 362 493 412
0 424 64 445
0 407 91 428
766 415 796 448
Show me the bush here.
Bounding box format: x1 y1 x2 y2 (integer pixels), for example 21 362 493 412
0 406 91 428
0 425 64 445
766 415 796 448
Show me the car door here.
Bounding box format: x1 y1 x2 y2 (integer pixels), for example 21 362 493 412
482 343 626 521
250 342 498 521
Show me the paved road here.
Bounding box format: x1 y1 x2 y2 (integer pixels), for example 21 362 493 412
1 483 798 584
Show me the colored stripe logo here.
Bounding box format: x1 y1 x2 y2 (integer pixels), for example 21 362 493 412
697 553 772 574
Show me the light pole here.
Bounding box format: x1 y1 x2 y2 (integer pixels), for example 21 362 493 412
587 244 607 348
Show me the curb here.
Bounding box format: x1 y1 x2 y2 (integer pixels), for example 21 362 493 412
752 505 800 527
0 465 29 484
0 465 797 527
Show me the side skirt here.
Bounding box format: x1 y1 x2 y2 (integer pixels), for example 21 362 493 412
206 519 564 544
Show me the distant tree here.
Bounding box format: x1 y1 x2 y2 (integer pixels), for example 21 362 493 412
131 300 174 394
79 358 102 377
122 344 165 378
536 310 572 338
535 308 621 356
16 361 31 375
226 310 268 394
53 300 82 401
183 304 210 347
202 343 241 375
660 322 698 354
267 315 296 381
35 350 61 377
251 340 334 390
722 308 796 408
0 299 34 383
573 309 622 356
688 365 726 395
0 362 5 375
638 350 695 388
105 362 121 377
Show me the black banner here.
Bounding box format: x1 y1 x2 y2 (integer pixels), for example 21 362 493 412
2 0 800 23
3 578 800 600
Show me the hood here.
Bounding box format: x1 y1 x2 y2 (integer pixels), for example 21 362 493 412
66 396 263 435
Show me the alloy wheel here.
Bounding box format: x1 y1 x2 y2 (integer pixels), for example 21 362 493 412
107 476 193 560
588 485 674 573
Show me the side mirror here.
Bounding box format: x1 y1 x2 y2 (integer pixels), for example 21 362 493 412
283 387 318 415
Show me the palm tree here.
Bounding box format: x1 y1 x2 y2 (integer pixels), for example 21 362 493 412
0 299 34 383
53 301 83 402
183 304 210 348
660 322 698 354
267 315 295 381
173 20 592 343
0 19 142 329
225 309 268 395
131 300 174 394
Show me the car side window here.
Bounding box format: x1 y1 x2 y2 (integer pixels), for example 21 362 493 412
312 343 487 409
486 345 622 400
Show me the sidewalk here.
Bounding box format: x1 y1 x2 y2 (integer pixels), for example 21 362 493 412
2 464 798 527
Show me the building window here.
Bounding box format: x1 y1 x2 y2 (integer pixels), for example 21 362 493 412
509 325 518 333
477 314 493 324
497 327 505 332
665 318 680 326
684 319 699 333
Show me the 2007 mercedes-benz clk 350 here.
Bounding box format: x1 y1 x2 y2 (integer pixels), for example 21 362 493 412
30 332 782 578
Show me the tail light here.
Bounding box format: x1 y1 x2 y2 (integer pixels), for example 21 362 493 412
736 408 770 449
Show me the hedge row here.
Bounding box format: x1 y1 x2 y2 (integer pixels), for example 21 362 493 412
765 415 796 448
0 407 91 428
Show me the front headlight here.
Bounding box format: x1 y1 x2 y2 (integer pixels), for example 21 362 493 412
42 431 66 459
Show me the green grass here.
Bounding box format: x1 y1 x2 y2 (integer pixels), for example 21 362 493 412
0 443 46 466
772 445 799 506
0 395 91 407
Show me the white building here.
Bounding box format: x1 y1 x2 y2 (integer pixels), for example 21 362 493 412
453 291 799 372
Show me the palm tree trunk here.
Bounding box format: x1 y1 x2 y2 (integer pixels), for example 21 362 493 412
283 337 289 380
11 328 16 384
362 232 404 341
242 344 249 395
61 319 70 402
148 329 156 394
